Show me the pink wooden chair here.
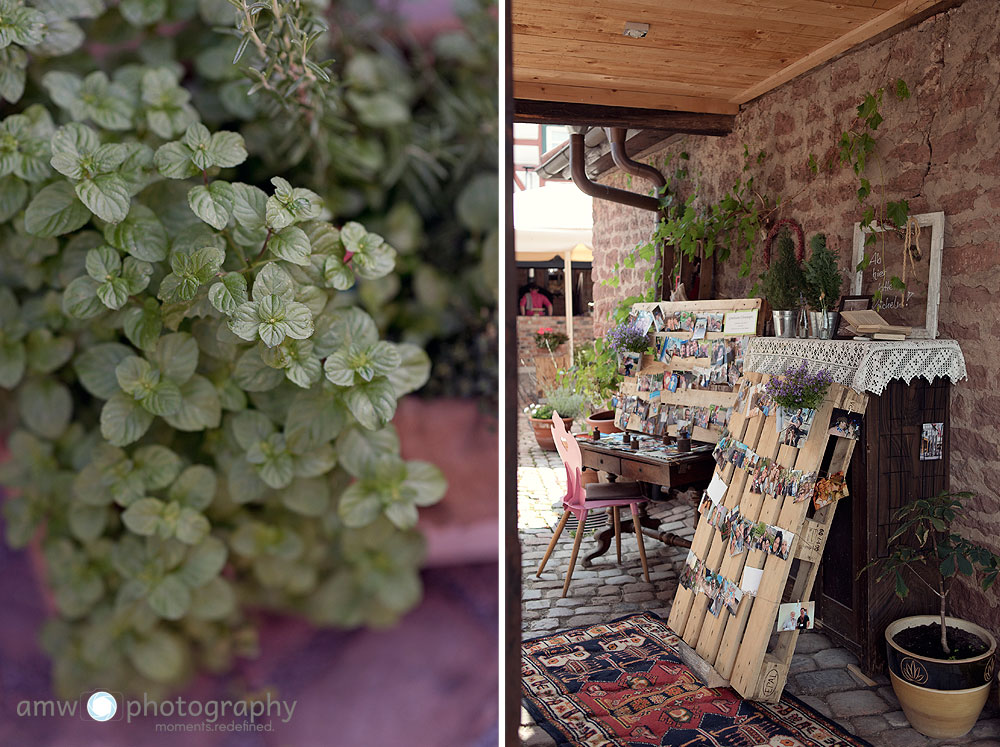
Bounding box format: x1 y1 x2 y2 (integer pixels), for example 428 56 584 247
537 412 650 596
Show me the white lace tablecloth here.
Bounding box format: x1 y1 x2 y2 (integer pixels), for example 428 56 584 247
743 338 967 395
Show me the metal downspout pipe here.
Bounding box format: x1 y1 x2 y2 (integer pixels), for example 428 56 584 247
569 132 661 213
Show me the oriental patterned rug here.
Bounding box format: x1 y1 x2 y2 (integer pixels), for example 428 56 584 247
522 612 871 747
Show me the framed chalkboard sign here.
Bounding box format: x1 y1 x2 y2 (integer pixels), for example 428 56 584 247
850 211 944 339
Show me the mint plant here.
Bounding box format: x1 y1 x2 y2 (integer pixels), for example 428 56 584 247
0 0 449 697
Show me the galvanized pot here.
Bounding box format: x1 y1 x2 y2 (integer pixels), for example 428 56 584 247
808 310 840 339
772 310 797 338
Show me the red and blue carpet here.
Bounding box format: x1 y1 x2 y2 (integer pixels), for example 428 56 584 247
523 612 871 747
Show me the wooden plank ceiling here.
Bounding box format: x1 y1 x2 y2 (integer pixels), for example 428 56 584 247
513 0 947 116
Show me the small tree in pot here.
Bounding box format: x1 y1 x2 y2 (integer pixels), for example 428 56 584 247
758 230 804 337
864 490 1000 738
802 234 843 338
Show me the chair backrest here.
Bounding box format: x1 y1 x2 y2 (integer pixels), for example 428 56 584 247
551 412 585 510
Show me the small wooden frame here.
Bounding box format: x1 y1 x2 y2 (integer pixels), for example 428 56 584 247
851 211 944 340
666 374 868 702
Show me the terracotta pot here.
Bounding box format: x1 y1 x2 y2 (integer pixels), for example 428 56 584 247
395 396 498 567
585 410 621 434
528 415 573 451
885 615 997 738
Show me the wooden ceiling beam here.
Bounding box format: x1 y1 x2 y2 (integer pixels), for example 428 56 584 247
515 82 740 116
514 98 734 136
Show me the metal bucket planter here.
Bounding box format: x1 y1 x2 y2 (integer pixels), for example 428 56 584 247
772 310 797 338
808 311 839 339
885 615 997 738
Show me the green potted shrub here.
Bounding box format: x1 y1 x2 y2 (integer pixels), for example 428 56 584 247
524 387 586 451
865 491 999 738
759 229 804 337
0 0 462 699
559 340 622 434
803 233 843 339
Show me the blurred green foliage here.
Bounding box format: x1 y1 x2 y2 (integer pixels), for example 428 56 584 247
0 0 493 698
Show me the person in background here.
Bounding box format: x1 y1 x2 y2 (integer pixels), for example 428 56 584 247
519 284 553 316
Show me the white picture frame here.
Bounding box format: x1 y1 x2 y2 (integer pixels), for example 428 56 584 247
851 211 944 340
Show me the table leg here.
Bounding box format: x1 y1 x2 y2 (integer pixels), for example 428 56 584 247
582 499 691 566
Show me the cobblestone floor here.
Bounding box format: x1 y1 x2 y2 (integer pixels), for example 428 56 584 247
516 417 1000 747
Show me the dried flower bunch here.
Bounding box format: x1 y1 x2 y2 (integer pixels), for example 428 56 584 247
765 362 834 410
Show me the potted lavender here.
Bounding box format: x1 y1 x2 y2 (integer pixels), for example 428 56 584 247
606 319 653 377
765 362 834 447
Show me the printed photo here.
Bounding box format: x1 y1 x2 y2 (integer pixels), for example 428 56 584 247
777 406 816 448
618 351 641 377
692 316 708 340
679 550 699 591
920 422 944 461
777 601 815 632
710 339 727 367
707 312 725 333
650 372 665 391
652 305 666 332
740 567 763 597
722 578 743 616
667 373 679 393
708 593 724 618
679 311 697 332
796 472 818 505
813 471 849 510
665 311 683 332
633 309 654 335
829 409 863 440
637 374 650 392
729 516 747 557
769 527 794 560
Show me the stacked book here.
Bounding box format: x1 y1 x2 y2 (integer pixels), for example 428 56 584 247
840 310 911 341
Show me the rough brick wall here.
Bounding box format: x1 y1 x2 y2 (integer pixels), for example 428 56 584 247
592 0 1000 630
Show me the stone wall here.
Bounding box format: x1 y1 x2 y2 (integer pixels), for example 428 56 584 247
592 0 1000 630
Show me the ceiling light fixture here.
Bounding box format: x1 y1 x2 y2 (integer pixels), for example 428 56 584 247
623 22 649 39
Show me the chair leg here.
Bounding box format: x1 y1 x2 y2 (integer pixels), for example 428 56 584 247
562 509 588 598
632 504 650 583
613 506 622 563
537 510 570 577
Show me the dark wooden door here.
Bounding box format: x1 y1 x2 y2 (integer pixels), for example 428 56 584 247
815 377 950 675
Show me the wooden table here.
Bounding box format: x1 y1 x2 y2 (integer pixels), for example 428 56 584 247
577 436 716 566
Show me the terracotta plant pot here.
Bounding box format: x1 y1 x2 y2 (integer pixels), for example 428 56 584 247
885 615 997 738
529 416 573 451
585 410 621 434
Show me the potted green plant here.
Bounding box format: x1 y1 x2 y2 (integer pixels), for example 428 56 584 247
759 229 805 337
559 340 622 434
534 327 568 354
803 233 843 339
524 387 587 451
864 491 999 738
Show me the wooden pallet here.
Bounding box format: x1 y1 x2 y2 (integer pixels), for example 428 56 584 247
614 299 762 443
666 374 868 702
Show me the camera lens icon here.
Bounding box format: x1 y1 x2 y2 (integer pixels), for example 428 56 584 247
86 691 117 722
